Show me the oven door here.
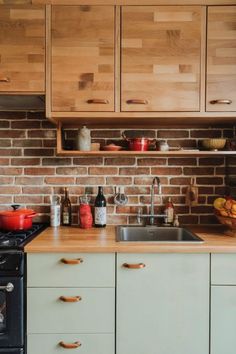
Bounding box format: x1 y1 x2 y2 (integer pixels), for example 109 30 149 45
0 277 23 348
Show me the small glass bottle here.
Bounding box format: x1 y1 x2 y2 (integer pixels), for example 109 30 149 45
94 186 106 228
164 197 174 225
61 187 72 226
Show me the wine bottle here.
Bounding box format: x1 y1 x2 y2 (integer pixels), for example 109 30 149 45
94 186 106 227
61 187 72 226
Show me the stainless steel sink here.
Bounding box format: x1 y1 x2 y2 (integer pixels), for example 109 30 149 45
116 226 204 243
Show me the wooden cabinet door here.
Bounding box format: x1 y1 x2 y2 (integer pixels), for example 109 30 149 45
117 253 209 354
52 6 115 112
121 6 202 112
206 6 236 112
211 286 236 354
0 6 45 93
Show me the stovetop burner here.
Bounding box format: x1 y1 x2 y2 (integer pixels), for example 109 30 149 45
0 224 48 249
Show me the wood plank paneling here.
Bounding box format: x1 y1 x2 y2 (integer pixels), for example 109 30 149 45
51 6 115 112
121 6 202 112
206 6 236 112
0 5 45 92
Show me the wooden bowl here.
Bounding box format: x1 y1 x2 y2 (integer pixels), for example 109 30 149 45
103 144 122 151
202 139 226 151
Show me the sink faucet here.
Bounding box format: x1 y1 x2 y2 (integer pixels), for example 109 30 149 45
150 177 161 225
137 176 165 226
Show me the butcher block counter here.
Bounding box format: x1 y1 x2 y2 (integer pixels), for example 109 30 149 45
25 225 236 253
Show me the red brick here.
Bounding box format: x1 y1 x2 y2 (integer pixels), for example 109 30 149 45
223 129 234 138
179 215 198 224
0 177 14 184
157 130 189 138
140 195 161 204
28 130 56 138
24 148 54 156
0 167 22 175
198 186 214 194
0 158 9 165
106 215 128 224
56 167 87 175
0 130 25 138
163 195 185 204
123 130 155 138
196 177 223 185
134 177 168 185
125 186 150 195
0 112 25 120
170 177 191 185
106 177 132 185
15 177 44 185
28 205 50 213
116 206 140 214
0 196 13 204
73 157 103 165
127 196 139 204
105 157 135 166
216 167 226 175
53 186 84 195
168 158 197 166
0 121 9 128
151 167 182 175
45 177 75 185
11 120 41 129
119 167 150 175
174 206 189 214
200 215 218 224
191 130 221 138
42 158 71 166
161 186 180 194
13 139 42 147
215 187 228 195
14 196 43 204
76 177 105 185
227 157 236 165
191 206 213 214
43 139 57 148
199 157 224 166
89 167 118 175
91 130 121 138
183 167 214 175
0 186 21 194
11 158 40 166
23 187 52 194
41 120 56 129
0 149 21 156
167 139 197 148
137 158 167 166
0 139 11 147
24 168 55 175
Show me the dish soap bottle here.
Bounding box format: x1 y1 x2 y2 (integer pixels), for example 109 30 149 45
164 197 174 225
94 186 106 228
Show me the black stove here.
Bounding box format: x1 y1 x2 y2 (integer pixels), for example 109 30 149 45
0 224 47 250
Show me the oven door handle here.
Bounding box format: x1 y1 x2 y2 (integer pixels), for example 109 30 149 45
0 283 14 292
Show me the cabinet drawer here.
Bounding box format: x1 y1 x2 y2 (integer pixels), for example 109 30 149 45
27 288 115 334
27 334 114 354
211 254 236 285
27 253 115 287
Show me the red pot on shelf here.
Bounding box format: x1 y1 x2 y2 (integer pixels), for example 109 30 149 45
122 133 156 151
0 205 37 231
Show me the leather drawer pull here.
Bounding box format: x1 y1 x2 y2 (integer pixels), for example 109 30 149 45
210 99 232 105
61 258 83 265
87 99 109 104
59 341 81 349
59 296 82 302
126 99 148 105
123 263 146 269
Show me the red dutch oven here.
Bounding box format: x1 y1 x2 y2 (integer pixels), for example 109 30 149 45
0 205 37 231
122 133 156 151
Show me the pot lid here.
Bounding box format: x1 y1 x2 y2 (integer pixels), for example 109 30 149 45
0 205 35 217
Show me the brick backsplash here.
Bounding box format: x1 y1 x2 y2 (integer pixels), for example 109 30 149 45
0 111 235 225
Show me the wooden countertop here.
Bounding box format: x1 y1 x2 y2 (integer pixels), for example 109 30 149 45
24 225 236 253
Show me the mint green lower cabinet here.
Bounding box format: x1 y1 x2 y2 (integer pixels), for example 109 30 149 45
211 286 236 354
27 334 114 354
116 253 209 354
27 287 115 333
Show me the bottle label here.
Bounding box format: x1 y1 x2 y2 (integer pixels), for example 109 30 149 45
63 212 70 224
165 207 174 223
95 207 106 225
50 205 60 227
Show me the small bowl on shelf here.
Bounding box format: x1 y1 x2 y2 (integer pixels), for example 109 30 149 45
102 144 122 151
202 139 226 151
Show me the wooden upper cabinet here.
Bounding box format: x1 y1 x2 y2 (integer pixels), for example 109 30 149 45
51 6 115 112
121 6 202 112
0 6 45 93
206 6 236 112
